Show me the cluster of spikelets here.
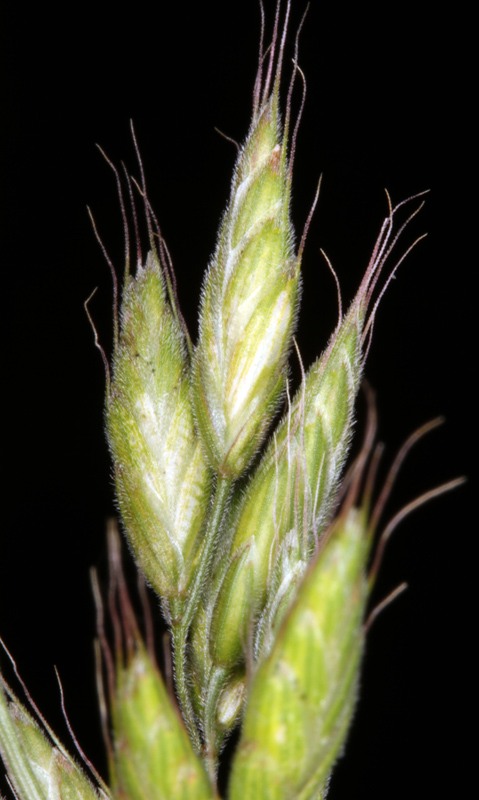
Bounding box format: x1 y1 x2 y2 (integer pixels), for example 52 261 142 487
0 4 461 800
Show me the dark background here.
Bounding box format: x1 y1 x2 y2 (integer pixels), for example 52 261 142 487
1 1 472 797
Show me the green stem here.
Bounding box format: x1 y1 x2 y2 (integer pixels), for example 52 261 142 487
171 624 202 753
171 476 232 755
203 665 229 783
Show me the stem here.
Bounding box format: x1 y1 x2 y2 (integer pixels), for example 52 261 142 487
171 625 202 753
171 476 232 754
204 665 229 783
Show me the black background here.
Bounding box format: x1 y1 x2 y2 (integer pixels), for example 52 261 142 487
1 1 473 797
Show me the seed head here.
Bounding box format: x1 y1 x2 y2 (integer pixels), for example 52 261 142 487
111 645 214 800
192 89 300 479
106 250 212 602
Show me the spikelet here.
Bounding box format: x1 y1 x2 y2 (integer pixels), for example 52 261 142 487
106 249 212 603
0 677 106 800
192 53 300 480
110 643 215 800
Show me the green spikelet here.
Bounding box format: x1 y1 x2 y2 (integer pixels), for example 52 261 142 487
192 86 300 480
106 250 211 603
0 678 106 800
111 644 215 800
227 505 369 800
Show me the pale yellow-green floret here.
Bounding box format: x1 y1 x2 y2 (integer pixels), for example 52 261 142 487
193 94 300 479
0 682 106 800
106 250 211 602
111 646 214 800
